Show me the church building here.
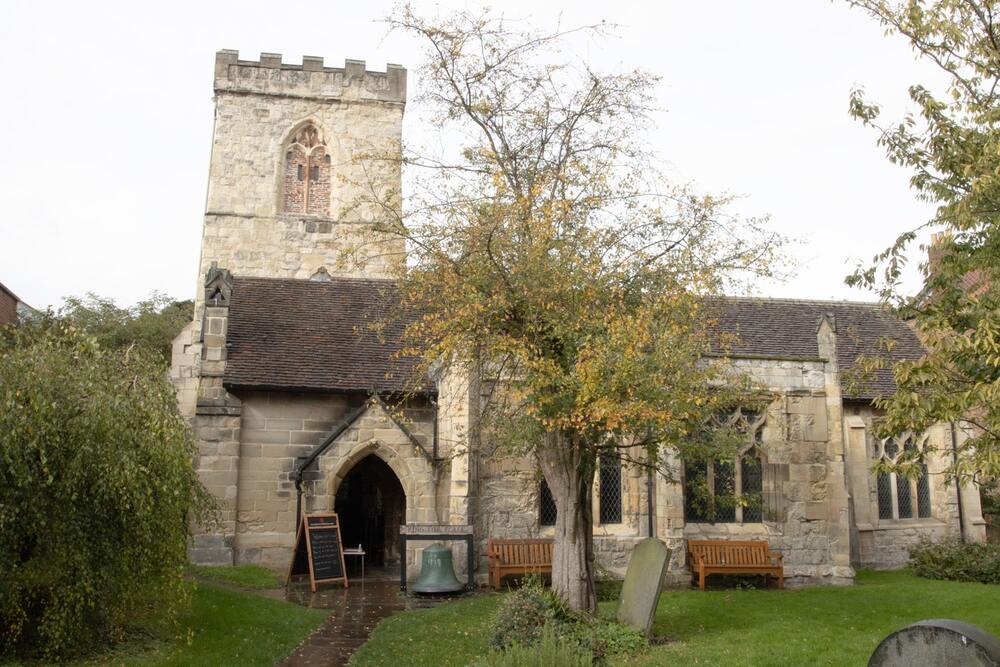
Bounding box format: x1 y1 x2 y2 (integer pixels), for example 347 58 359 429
171 50 986 587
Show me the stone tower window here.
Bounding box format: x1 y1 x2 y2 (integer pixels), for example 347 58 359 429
282 123 331 215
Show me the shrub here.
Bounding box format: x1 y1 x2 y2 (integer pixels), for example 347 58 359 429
487 575 647 664
568 619 648 663
0 324 215 659
488 574 575 651
474 627 594 667
910 539 1000 584
594 579 622 602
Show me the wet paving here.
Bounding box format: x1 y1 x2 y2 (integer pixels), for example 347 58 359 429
280 566 480 667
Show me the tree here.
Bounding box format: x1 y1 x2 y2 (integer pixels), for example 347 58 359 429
365 6 782 611
0 324 214 659
845 0 1000 483
57 292 193 367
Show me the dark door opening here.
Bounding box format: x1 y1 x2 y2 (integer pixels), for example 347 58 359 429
334 455 406 567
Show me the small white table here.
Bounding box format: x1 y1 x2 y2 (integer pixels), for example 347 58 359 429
342 546 366 582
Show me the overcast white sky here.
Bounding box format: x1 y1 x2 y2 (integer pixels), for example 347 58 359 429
0 0 945 310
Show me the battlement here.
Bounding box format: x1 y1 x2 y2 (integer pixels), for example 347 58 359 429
214 50 406 104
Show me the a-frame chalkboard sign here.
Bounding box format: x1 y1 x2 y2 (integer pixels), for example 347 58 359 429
286 512 348 592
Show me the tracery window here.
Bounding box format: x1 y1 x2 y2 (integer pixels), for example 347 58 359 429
874 432 932 520
282 123 331 215
683 408 766 524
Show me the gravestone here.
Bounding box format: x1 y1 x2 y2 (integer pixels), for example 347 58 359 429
869 619 1000 667
616 538 669 636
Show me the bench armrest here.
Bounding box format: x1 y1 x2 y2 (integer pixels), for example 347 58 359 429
768 551 783 564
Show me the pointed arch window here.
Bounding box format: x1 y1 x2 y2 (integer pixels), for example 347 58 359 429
874 432 932 520
683 408 766 524
282 123 331 215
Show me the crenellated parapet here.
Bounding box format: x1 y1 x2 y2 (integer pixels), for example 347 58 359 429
214 50 406 104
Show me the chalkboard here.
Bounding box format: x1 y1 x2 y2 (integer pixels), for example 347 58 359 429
309 527 343 581
286 512 348 592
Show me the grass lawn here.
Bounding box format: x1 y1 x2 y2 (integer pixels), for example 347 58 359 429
190 564 283 589
78 581 326 666
351 570 1000 666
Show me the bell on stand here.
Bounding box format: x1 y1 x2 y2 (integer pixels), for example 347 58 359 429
412 543 464 594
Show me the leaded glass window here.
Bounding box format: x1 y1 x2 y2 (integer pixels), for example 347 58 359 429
539 478 557 526
741 453 763 523
682 407 766 524
598 452 622 524
873 431 932 521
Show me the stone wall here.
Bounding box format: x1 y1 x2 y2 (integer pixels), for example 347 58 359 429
473 446 651 583
233 392 440 570
655 316 854 587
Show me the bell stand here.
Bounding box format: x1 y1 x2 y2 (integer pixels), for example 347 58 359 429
398 524 475 592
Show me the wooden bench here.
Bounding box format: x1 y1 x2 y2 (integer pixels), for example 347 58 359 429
487 538 554 590
687 539 784 590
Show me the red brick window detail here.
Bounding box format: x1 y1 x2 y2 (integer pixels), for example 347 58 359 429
282 124 331 215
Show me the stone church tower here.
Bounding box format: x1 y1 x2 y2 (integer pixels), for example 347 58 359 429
197 50 407 293
171 51 450 566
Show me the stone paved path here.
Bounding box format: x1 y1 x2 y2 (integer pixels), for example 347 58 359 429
281 571 477 667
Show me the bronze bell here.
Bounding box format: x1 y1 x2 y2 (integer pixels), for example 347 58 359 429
412 543 464 594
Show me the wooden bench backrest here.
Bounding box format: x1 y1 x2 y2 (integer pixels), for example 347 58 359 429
687 540 771 566
488 538 554 565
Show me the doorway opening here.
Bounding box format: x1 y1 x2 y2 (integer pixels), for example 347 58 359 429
334 454 406 567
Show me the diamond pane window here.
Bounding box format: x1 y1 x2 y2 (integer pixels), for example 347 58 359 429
917 464 932 518
741 453 763 523
875 432 932 521
599 452 622 524
896 475 914 518
539 478 557 526
683 460 711 523
714 460 736 523
876 472 894 520
681 407 767 525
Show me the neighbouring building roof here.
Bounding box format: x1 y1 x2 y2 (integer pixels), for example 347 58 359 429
224 276 429 394
707 297 925 401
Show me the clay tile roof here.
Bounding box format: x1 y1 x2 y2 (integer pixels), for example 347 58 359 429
706 297 926 401
224 276 429 394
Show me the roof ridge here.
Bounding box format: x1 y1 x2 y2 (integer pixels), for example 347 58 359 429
234 274 398 286
715 295 888 308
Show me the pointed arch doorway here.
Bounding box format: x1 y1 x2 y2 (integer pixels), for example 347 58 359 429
334 454 406 567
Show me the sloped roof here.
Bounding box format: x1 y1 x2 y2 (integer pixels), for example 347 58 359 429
224 276 428 394
223 276 923 401
706 298 925 400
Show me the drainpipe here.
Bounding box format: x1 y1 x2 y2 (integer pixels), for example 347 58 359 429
432 397 439 461
294 468 304 529
950 422 967 543
646 466 655 538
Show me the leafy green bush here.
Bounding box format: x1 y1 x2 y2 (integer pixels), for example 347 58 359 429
474 627 594 667
910 539 1000 584
488 574 575 651
487 575 647 664
0 324 215 659
567 619 647 663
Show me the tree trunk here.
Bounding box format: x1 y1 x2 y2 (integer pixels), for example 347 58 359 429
539 433 596 613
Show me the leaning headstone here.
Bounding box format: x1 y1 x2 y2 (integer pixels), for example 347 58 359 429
616 537 669 636
869 619 1000 667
